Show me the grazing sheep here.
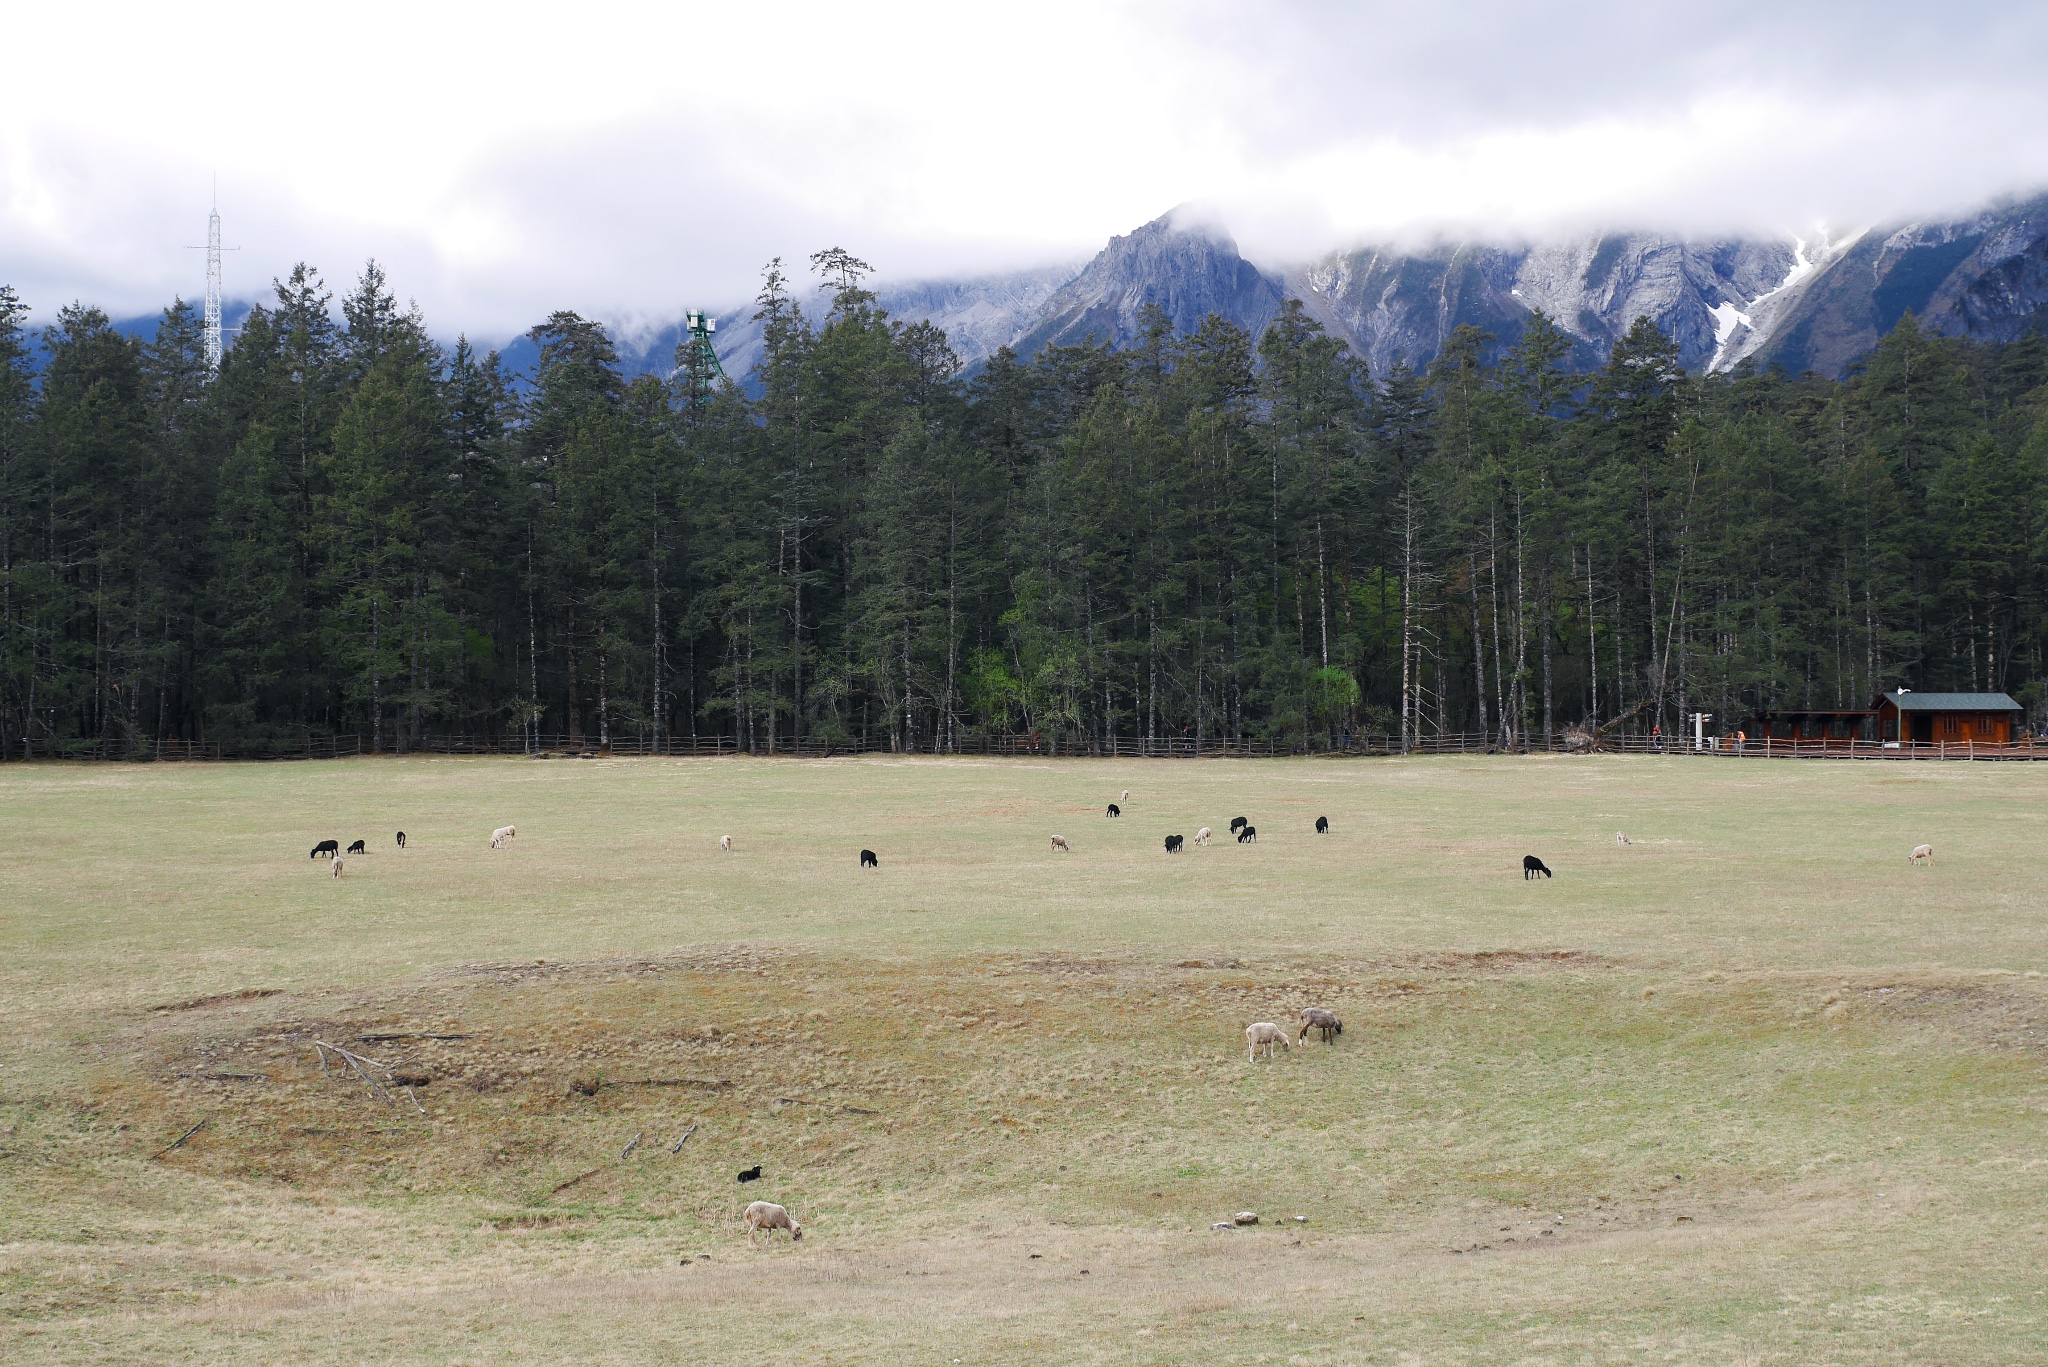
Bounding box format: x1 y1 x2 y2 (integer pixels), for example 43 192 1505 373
395 831 406 849
1299 1007 1342 1044
1523 855 1552 879
1194 826 1212 846
719 834 733 852
1122 789 1130 802
346 839 366 855
1616 832 1633 846
1911 843 1934 865
1164 834 1184 854
860 849 879 868
1106 803 1120 818
1245 1022 1290 1061
1051 834 1070 853
1237 825 1257 844
1229 817 1248 835
736 1165 762 1183
330 854 345 878
310 839 339 860
490 825 517 849
1315 816 1329 834
744 1199 802 1242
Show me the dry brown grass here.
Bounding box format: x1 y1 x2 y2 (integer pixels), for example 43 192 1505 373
5 755 2048 1362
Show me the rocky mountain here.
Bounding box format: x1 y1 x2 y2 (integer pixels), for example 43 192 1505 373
1738 193 2048 377
1005 212 1285 357
497 191 2048 388
1288 235 1806 376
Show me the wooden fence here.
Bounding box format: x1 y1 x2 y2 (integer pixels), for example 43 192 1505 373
13 729 2048 763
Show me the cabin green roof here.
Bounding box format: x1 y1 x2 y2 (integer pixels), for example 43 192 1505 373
1878 691 2022 712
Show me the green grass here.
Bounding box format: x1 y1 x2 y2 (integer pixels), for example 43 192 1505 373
3 754 2047 1363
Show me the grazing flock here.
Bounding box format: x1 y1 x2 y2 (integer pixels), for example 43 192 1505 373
299 775 1941 1250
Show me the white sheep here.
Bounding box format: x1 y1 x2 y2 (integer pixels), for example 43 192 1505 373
719 834 733 852
1616 832 1633 846
1194 826 1212 846
490 825 517 849
330 854 345 878
1051 834 1070 853
1245 1022 1290 1062
1911 843 1934 865
1122 790 1129 802
744 1200 802 1242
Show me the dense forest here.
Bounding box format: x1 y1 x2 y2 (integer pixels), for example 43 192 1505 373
2 249 2046 758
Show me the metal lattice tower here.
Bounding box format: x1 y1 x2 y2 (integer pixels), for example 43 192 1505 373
186 189 235 375
679 309 726 402
202 202 224 372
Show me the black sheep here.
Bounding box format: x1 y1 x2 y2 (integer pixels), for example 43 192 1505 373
1315 816 1329 834
860 849 879 869
1523 855 1553 879
736 1165 762 1183
310 839 339 860
1237 826 1257 844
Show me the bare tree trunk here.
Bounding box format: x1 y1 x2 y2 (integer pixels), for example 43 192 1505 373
1400 494 1415 754
1586 547 1598 725
1469 560 1489 745
566 616 583 749
651 520 664 752
1317 518 1329 668
598 632 610 751
371 595 382 755
1540 566 1553 746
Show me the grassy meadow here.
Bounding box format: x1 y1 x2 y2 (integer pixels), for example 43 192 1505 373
2 752 2046 1363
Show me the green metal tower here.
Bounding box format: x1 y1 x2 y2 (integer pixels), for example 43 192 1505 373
678 309 726 405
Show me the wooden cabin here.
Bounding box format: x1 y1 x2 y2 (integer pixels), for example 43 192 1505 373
1874 690 2023 745
1752 707 1877 742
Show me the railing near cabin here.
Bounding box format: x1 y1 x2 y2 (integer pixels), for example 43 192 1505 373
13 726 2048 762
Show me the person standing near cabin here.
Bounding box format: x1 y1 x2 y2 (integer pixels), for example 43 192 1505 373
1652 724 1662 752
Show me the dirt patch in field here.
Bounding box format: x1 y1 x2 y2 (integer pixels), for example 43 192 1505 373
149 987 284 1013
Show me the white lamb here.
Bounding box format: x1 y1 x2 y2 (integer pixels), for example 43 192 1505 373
1245 1022 1290 1062
719 834 733 852
1051 834 1070 853
330 854 344 878
1194 827 1212 846
490 825 517 849
1910 843 1934 865
744 1200 802 1242
1616 832 1633 846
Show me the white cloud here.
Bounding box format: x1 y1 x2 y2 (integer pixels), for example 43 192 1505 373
3 0 2046 338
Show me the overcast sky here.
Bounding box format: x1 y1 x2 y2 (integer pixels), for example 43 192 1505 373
6 0 2047 342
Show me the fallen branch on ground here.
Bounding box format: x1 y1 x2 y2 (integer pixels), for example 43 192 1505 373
621 1132 642 1159
154 1118 207 1159
670 1124 698 1153
314 1040 396 1106
549 1168 603 1197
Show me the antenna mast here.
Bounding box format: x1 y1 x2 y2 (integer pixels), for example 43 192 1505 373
203 200 224 372
186 185 237 376
679 310 726 404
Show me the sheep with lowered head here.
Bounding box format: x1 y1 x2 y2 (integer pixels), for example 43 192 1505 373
744 1200 802 1243
1245 1021 1290 1062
